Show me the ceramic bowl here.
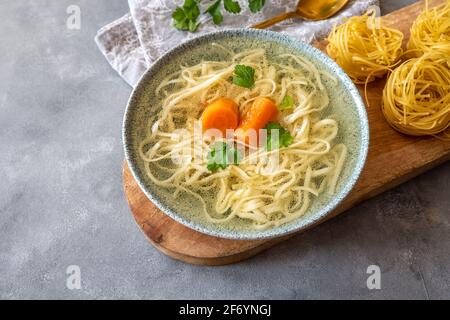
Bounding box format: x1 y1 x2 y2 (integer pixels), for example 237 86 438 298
123 29 369 240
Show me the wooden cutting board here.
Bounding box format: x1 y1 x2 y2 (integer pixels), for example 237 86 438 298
123 0 450 265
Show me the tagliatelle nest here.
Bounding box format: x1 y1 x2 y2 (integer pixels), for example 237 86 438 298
326 11 404 84
407 0 450 57
382 45 450 138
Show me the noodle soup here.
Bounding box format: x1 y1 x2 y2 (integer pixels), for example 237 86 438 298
124 30 368 239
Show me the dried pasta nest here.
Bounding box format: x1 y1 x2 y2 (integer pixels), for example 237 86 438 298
382 46 450 138
327 11 404 84
407 0 450 57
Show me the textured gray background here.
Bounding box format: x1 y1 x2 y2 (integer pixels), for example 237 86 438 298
1 0 449 300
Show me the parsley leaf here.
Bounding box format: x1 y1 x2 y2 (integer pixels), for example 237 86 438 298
224 0 241 14
172 7 186 21
206 0 223 25
206 0 241 26
232 65 255 88
248 0 266 13
172 0 200 32
184 0 200 19
188 20 200 32
265 122 293 151
279 95 295 110
172 0 266 31
207 142 241 171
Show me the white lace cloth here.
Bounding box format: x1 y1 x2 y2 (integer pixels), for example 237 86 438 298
95 0 379 87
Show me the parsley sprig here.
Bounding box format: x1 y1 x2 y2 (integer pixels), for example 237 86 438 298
232 65 255 88
172 0 201 32
172 0 266 32
207 142 241 171
265 123 294 151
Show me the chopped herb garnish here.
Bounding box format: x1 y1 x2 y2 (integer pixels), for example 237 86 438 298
232 65 255 88
207 142 241 171
265 122 294 151
248 0 266 13
279 95 295 110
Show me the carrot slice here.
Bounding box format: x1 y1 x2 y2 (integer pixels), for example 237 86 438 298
202 98 239 136
235 97 278 143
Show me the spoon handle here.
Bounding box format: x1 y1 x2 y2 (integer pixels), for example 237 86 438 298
251 11 298 29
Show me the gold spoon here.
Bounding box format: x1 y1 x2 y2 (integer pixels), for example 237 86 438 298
252 0 349 29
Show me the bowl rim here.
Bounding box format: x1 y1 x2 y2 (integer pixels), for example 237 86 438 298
123 28 370 240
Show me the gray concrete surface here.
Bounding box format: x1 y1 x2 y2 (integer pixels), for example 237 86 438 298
1 0 449 300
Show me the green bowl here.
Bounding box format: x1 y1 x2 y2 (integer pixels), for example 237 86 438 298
123 29 369 240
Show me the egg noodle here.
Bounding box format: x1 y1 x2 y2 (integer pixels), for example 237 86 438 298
326 10 404 85
138 46 347 230
408 0 450 57
382 45 450 138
